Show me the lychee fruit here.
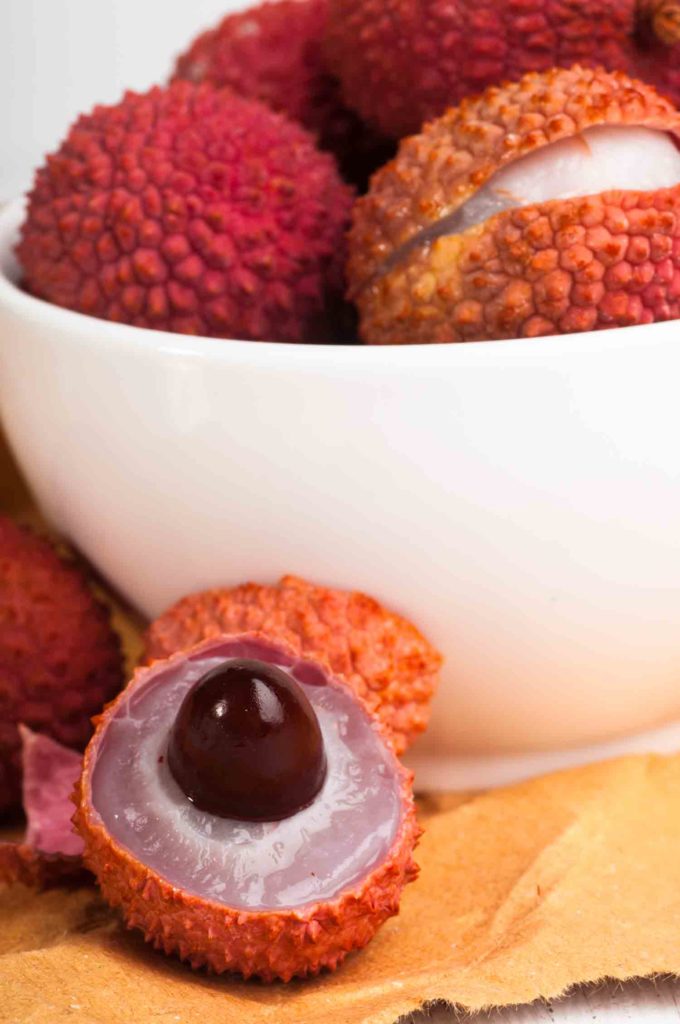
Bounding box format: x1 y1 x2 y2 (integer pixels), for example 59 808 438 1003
171 0 393 188
74 634 420 981
325 0 680 140
17 82 354 344
0 727 86 888
0 517 123 814
349 66 680 345
143 575 442 754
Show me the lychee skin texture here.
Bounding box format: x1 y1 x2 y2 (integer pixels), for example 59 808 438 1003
143 575 442 755
349 67 680 345
0 728 86 888
17 83 354 344
172 0 392 188
325 0 680 140
74 635 421 982
0 518 123 815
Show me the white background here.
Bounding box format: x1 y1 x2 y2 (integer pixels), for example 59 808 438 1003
0 0 247 200
2 2 679 1020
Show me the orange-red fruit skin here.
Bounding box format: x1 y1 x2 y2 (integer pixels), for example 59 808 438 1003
0 843 87 889
143 575 442 755
18 82 354 344
349 67 680 345
325 0 680 139
0 518 123 814
74 635 421 982
172 0 391 188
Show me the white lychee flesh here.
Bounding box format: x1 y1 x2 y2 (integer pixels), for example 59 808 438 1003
405 126 680 258
89 636 403 911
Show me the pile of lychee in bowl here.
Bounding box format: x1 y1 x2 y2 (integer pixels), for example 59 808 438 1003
3 0 680 984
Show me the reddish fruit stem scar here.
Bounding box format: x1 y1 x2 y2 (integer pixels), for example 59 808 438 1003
639 0 680 43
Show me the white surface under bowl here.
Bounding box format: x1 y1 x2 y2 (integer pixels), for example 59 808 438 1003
2 196 680 789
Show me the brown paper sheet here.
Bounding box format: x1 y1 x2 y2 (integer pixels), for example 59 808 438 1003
4 430 680 1023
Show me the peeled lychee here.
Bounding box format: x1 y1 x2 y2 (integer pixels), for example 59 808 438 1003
172 0 392 188
349 67 680 345
0 518 123 814
143 575 442 754
325 0 680 140
18 82 354 344
0 727 85 887
75 634 420 981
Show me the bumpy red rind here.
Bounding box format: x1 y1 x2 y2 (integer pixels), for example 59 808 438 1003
349 66 680 345
143 575 442 754
74 633 421 982
17 83 354 344
324 0 680 139
0 518 123 814
171 0 391 188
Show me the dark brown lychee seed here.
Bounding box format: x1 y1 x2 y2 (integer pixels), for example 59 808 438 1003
167 659 327 821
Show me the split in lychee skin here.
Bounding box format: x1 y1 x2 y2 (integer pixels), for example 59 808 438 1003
74 634 420 982
143 575 443 755
0 728 86 888
167 658 327 821
0 517 123 815
324 0 680 140
349 66 680 346
171 0 393 189
17 82 354 344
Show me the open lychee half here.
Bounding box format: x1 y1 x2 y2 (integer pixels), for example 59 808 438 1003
349 66 680 344
75 634 420 982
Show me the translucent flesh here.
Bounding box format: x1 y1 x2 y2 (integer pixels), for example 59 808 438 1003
383 127 680 276
457 126 680 232
90 637 402 911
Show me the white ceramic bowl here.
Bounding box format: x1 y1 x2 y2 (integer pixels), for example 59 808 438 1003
3 196 680 788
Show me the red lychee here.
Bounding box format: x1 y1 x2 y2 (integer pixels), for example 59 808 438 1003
18 83 354 344
75 634 421 981
325 0 680 139
172 0 392 188
0 517 123 815
349 67 680 344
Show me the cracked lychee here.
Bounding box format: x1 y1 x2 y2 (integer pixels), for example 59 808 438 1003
171 0 392 188
349 67 680 345
0 517 123 814
74 634 420 982
325 0 680 139
143 575 442 755
17 82 354 344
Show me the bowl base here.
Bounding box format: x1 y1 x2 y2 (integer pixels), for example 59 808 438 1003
406 718 680 791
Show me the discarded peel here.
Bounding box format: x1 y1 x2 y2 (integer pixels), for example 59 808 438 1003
0 728 85 888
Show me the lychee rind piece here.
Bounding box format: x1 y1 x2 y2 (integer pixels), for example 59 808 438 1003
0 518 123 814
349 66 680 345
17 82 354 344
324 0 680 140
143 575 442 754
171 0 392 189
74 634 421 982
0 727 86 888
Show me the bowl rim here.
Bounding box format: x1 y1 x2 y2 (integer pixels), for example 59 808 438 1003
1 194 678 370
